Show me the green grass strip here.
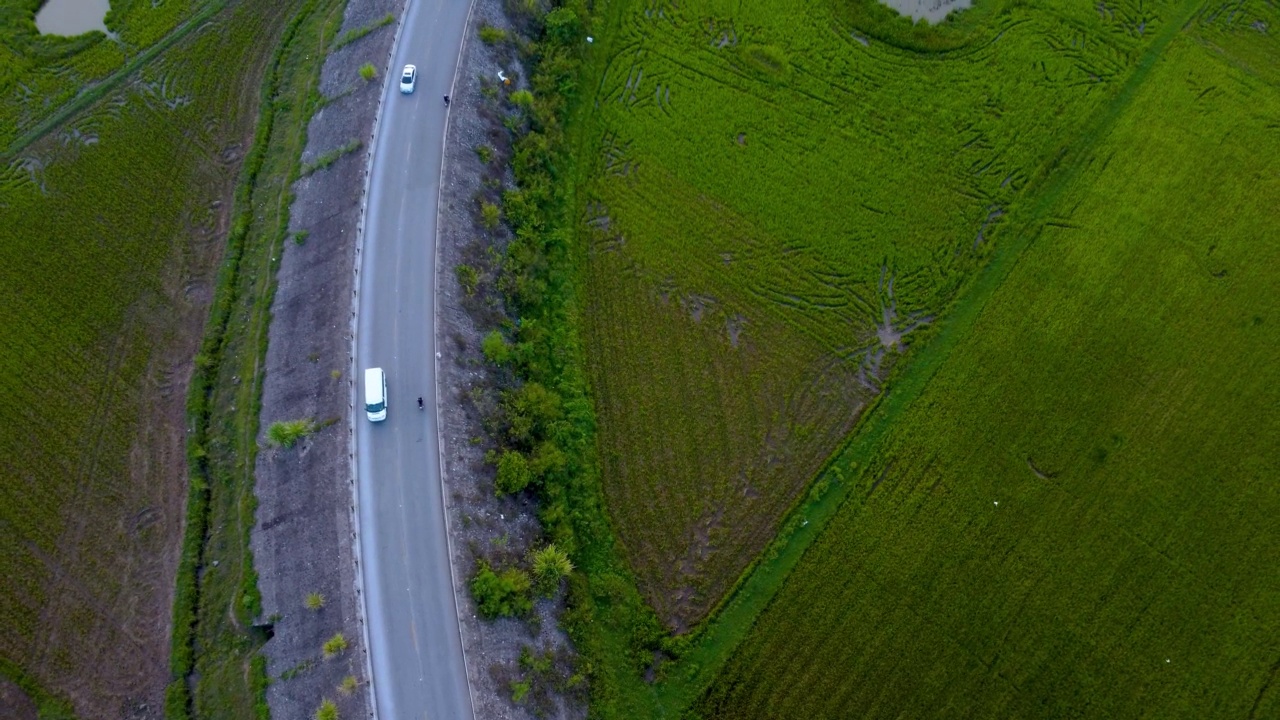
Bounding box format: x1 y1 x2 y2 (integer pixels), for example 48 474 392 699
3 0 228 160
642 0 1210 713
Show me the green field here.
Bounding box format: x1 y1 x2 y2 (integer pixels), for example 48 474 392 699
572 0 1199 632
0 0 318 715
692 7 1280 718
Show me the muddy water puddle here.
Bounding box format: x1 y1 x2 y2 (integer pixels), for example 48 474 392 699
35 0 112 37
879 0 971 24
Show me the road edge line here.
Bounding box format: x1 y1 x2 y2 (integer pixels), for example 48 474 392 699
432 0 482 716
348 3 412 718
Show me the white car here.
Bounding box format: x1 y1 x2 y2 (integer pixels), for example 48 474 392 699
399 64 416 94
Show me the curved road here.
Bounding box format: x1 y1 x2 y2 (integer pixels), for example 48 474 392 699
355 1 475 718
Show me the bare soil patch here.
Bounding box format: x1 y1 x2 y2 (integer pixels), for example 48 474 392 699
249 1 406 719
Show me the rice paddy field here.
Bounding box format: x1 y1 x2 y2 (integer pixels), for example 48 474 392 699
0 0 305 715
685 5 1280 719
572 0 1214 633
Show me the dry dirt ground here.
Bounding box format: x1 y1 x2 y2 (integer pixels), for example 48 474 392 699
252 0 583 718
250 1 402 718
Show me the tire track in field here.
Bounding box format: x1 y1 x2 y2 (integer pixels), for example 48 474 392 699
648 0 1213 712
4 0 231 159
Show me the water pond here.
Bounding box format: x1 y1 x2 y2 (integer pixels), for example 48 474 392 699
35 0 112 37
879 0 971 24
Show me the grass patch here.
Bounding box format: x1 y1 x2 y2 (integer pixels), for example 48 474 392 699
314 698 339 720
321 633 348 659
301 139 362 176
479 23 508 45
330 11 394 51
266 418 318 447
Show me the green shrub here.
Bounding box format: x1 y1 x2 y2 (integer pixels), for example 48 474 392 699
531 544 574 594
479 24 508 45
358 62 376 81
503 382 562 448
543 7 582 46
304 592 325 610
480 201 501 229
481 330 511 364
338 675 358 695
315 698 338 720
471 562 533 618
455 264 480 295
511 678 532 702
267 419 316 448
322 633 348 658
495 450 534 494
509 89 534 109
475 144 494 164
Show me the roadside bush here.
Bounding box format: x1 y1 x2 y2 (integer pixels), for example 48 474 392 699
305 592 325 610
503 382 562 448
531 544 573 594
495 449 534 494
480 201 502 229
315 699 339 720
471 562 533 618
338 675 358 695
475 144 494 164
509 89 535 109
267 419 316 448
322 633 348 658
456 263 480 296
479 24 508 45
358 62 376 81
482 329 512 364
543 7 581 46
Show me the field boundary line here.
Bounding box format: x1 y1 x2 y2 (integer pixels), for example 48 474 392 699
647 0 1210 712
4 0 230 159
431 0 482 715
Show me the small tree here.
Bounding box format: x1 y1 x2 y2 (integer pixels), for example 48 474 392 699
531 544 573 594
315 699 339 720
359 63 376 81
267 419 316 448
322 633 348 658
304 592 325 610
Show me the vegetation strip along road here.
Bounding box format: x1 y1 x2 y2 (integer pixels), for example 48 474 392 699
170 0 351 716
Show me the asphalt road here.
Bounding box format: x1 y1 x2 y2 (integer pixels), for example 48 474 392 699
355 0 475 718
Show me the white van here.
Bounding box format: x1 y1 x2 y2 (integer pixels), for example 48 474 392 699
364 367 387 422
